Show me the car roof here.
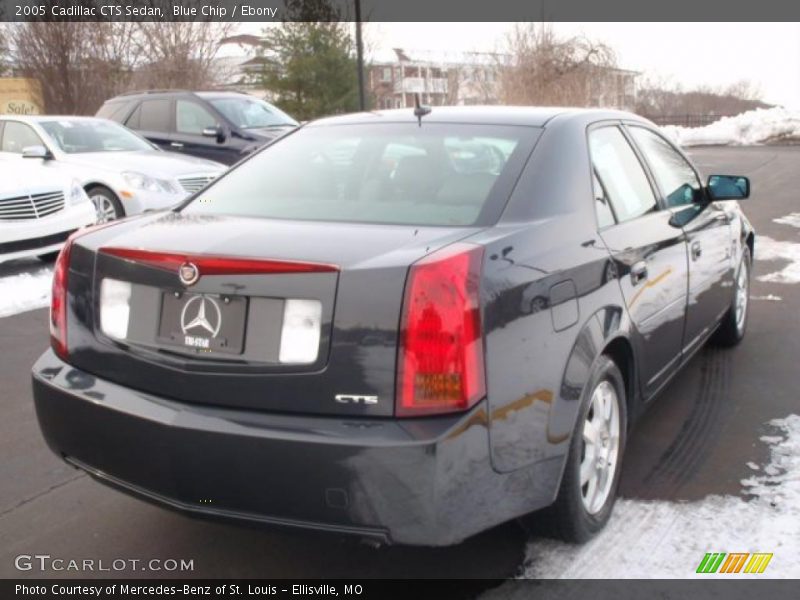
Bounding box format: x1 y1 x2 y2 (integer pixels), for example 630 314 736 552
104 90 249 101
308 106 650 128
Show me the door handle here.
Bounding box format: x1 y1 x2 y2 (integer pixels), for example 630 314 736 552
630 261 648 285
691 241 702 260
170 142 184 149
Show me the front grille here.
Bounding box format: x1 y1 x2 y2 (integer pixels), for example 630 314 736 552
0 190 65 221
178 175 216 194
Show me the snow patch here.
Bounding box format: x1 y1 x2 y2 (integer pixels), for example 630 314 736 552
754 236 800 284
516 415 800 579
773 213 800 229
751 295 782 301
0 267 53 318
663 107 800 147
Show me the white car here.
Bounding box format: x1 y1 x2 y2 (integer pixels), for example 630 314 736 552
0 116 227 223
0 162 96 264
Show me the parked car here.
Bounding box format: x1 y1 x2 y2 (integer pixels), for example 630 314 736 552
0 116 227 222
97 90 299 165
31 107 754 546
0 162 95 264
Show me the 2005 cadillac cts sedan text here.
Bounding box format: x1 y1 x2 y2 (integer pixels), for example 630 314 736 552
31 107 754 546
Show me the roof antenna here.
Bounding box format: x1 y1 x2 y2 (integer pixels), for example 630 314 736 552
413 93 431 127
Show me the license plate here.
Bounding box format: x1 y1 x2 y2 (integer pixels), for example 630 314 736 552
157 292 247 355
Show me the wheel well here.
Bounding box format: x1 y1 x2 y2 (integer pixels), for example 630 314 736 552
603 337 635 423
746 232 754 258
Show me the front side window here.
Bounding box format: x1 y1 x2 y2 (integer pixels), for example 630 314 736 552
176 100 217 135
628 126 703 207
182 123 539 227
589 126 658 223
0 121 43 153
208 97 297 129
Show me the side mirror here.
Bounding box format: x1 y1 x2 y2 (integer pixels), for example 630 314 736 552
22 145 52 160
202 125 225 143
707 175 750 200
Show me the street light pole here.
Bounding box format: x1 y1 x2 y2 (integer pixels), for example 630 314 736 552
354 0 366 111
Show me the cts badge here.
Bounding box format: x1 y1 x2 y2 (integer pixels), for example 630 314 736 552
335 394 379 405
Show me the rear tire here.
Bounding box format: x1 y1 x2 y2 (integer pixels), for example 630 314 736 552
87 186 123 223
549 355 627 543
712 246 751 347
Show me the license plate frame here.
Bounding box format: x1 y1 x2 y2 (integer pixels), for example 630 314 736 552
157 291 247 355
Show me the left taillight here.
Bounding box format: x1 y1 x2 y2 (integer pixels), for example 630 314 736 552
50 222 120 360
49 236 74 360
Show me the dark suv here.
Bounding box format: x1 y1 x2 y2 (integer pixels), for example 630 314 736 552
97 90 298 165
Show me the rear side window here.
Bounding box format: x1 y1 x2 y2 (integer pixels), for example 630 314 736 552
628 126 703 207
589 126 657 223
183 123 540 227
136 99 171 132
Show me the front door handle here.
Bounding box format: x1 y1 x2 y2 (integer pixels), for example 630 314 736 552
170 142 184 149
691 241 702 260
630 261 648 285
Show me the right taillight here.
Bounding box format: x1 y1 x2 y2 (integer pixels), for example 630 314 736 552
396 243 486 417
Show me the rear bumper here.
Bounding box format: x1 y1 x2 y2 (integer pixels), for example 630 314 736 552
32 350 558 546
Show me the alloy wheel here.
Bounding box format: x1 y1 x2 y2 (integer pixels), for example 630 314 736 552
91 194 118 223
735 258 749 334
580 380 621 515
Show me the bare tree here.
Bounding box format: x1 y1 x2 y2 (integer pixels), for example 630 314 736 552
4 22 136 114
635 76 770 123
498 23 618 107
5 16 235 114
131 21 235 90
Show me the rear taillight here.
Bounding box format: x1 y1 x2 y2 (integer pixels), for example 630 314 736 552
50 236 73 360
51 222 121 360
397 243 486 417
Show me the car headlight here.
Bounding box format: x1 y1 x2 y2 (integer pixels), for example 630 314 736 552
69 179 89 205
122 171 178 194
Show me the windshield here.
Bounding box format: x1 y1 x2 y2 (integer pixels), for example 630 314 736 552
182 123 540 227
40 119 153 153
208 97 298 129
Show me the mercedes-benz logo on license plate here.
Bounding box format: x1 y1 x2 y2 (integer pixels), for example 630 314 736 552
180 296 222 338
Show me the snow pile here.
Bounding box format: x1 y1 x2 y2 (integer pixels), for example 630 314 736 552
515 415 800 579
0 267 53 318
755 235 800 285
663 107 800 147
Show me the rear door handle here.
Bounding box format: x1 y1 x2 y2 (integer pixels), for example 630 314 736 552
630 261 648 285
170 142 184 149
691 241 702 260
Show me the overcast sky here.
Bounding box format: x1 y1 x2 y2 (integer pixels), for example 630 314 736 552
237 22 800 107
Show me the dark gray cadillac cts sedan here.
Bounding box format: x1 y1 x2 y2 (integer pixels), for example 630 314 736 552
31 107 754 546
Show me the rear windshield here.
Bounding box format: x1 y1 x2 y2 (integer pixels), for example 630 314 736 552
181 123 540 227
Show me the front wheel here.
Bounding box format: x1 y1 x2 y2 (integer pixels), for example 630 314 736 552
87 186 123 223
712 246 751 347
549 355 627 543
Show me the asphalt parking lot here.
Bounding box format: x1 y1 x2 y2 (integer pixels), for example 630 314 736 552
1 146 798 583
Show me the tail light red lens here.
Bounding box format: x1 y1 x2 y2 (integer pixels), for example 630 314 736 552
397 243 486 417
51 221 121 360
50 236 73 360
